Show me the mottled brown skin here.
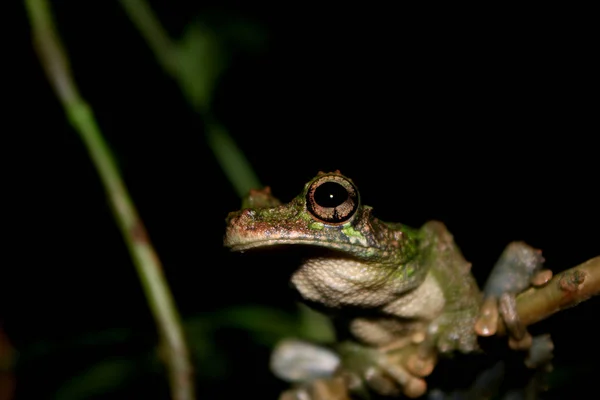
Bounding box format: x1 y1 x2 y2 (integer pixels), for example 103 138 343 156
224 171 482 397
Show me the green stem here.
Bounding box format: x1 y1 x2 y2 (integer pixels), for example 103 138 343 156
25 1 195 399
119 0 179 78
119 0 261 197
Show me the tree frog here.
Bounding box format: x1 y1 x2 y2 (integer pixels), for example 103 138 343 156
224 171 546 398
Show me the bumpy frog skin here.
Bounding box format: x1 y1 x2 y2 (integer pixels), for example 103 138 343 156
225 171 489 398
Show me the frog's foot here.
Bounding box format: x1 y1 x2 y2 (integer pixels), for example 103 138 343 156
474 267 551 340
498 292 532 350
474 296 500 337
501 293 554 370
477 291 554 372
337 337 437 399
525 334 554 370
475 241 549 339
477 291 536 350
427 308 481 355
271 337 437 399
530 268 553 287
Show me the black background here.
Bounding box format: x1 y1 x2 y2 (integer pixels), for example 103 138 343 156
5 1 598 399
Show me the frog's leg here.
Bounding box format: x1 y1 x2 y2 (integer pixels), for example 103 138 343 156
475 242 554 365
413 221 483 355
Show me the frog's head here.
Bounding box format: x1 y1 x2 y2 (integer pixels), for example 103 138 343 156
224 171 417 264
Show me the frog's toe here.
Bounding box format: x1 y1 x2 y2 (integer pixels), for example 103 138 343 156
499 292 533 350
371 363 427 399
366 346 430 398
337 340 433 398
525 334 554 369
475 297 500 337
531 269 553 286
477 293 535 350
362 366 402 397
278 377 350 400
340 358 427 398
405 350 437 377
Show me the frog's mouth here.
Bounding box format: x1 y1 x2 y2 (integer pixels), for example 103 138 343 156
228 240 369 263
228 238 359 252
223 207 411 261
225 236 383 263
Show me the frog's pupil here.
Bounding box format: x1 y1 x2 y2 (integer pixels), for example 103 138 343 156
314 182 348 208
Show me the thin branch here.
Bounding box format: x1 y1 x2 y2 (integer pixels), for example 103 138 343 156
119 0 179 78
24 1 195 399
497 256 600 335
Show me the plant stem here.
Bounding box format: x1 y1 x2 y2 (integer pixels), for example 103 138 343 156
119 0 261 198
119 0 179 78
25 1 195 399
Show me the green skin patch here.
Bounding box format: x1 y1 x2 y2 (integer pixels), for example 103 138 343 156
299 210 314 222
309 221 324 230
401 265 416 277
342 224 365 240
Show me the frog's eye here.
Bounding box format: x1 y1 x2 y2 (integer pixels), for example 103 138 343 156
306 175 359 224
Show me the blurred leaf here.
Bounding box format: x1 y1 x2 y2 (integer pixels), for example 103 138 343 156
298 303 335 343
205 122 262 196
176 22 225 112
184 318 228 379
17 329 134 363
547 363 594 391
175 21 261 195
186 306 298 348
186 305 334 349
55 358 136 400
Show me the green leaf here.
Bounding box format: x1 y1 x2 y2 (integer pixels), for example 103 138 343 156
176 22 225 112
55 358 136 400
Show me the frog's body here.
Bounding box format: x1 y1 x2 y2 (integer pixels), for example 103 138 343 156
288 220 481 353
225 171 487 397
